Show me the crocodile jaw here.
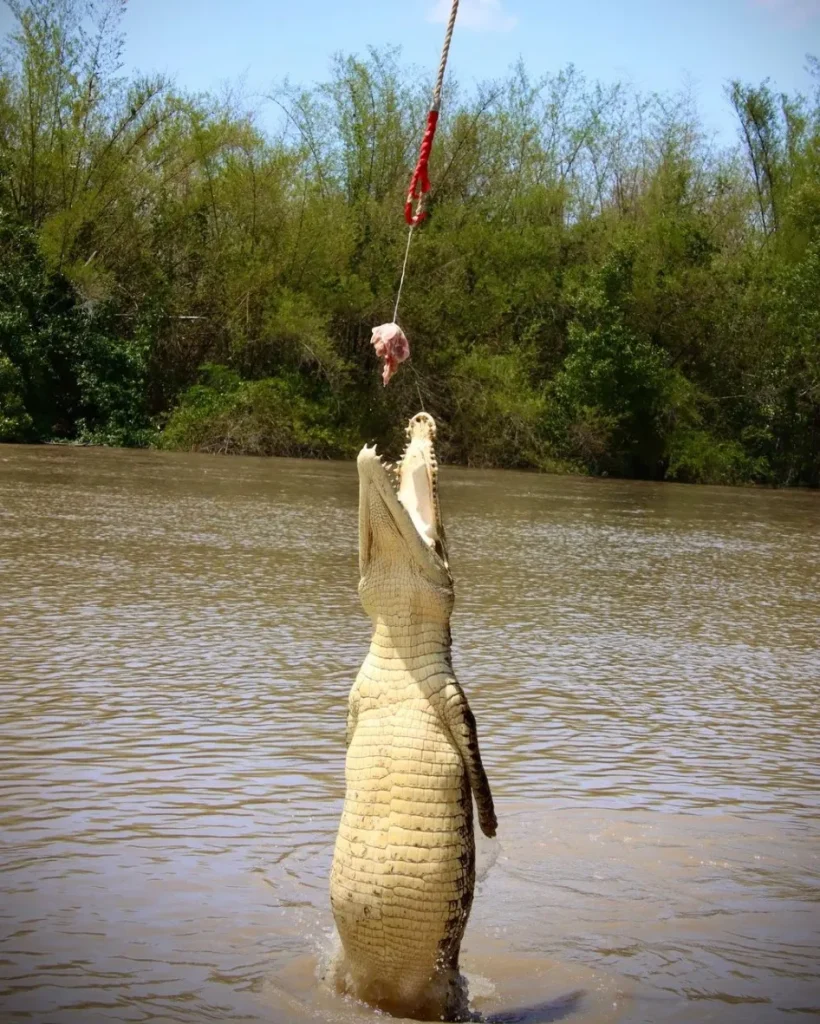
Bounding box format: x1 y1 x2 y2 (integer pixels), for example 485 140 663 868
357 412 450 586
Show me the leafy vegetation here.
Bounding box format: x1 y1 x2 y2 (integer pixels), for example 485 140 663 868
1 0 818 484
159 364 358 457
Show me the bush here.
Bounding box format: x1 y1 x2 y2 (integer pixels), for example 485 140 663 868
665 429 768 485
446 346 554 468
547 261 673 477
763 242 820 486
160 364 359 458
0 214 152 445
0 354 33 441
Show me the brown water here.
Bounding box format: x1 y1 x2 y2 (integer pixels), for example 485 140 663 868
1 444 819 1024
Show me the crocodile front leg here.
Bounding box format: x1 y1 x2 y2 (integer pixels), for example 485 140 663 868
345 684 360 749
444 680 497 838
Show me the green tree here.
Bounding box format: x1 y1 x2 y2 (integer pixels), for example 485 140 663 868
0 0 817 484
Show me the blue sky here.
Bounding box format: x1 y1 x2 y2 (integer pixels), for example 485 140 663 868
2 0 818 141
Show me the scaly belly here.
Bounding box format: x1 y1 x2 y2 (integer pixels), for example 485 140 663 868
330 700 475 982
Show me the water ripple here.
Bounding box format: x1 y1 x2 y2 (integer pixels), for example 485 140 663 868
1 446 818 1023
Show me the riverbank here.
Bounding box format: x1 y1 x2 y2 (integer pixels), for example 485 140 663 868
30 423 804 490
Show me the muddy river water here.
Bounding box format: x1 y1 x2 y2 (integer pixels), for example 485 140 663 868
0 444 818 1024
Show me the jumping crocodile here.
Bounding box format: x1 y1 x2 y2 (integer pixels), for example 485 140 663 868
329 412 497 1022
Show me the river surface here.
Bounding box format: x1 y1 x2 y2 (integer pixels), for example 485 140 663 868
0 444 818 1024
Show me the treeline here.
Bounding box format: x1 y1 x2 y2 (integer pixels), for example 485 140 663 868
1 0 818 484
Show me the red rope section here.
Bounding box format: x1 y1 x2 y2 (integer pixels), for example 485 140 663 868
405 110 439 226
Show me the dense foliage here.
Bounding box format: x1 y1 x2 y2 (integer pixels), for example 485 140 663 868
1 0 818 484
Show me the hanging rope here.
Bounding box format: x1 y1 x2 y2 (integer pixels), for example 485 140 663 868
391 0 459 326
393 226 415 323
372 0 459 386
404 0 459 228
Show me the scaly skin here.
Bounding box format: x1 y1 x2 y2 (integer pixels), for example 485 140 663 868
330 413 496 1022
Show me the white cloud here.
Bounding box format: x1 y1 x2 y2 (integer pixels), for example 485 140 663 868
427 0 518 33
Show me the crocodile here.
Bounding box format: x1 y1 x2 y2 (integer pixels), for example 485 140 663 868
329 412 497 1022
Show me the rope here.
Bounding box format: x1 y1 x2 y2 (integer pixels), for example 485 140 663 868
393 224 414 323
393 0 459 329
404 0 459 227
432 0 459 112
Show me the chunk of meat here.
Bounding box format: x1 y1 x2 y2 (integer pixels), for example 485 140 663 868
371 322 410 386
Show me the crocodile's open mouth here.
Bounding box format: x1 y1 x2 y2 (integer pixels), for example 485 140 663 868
357 412 449 582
